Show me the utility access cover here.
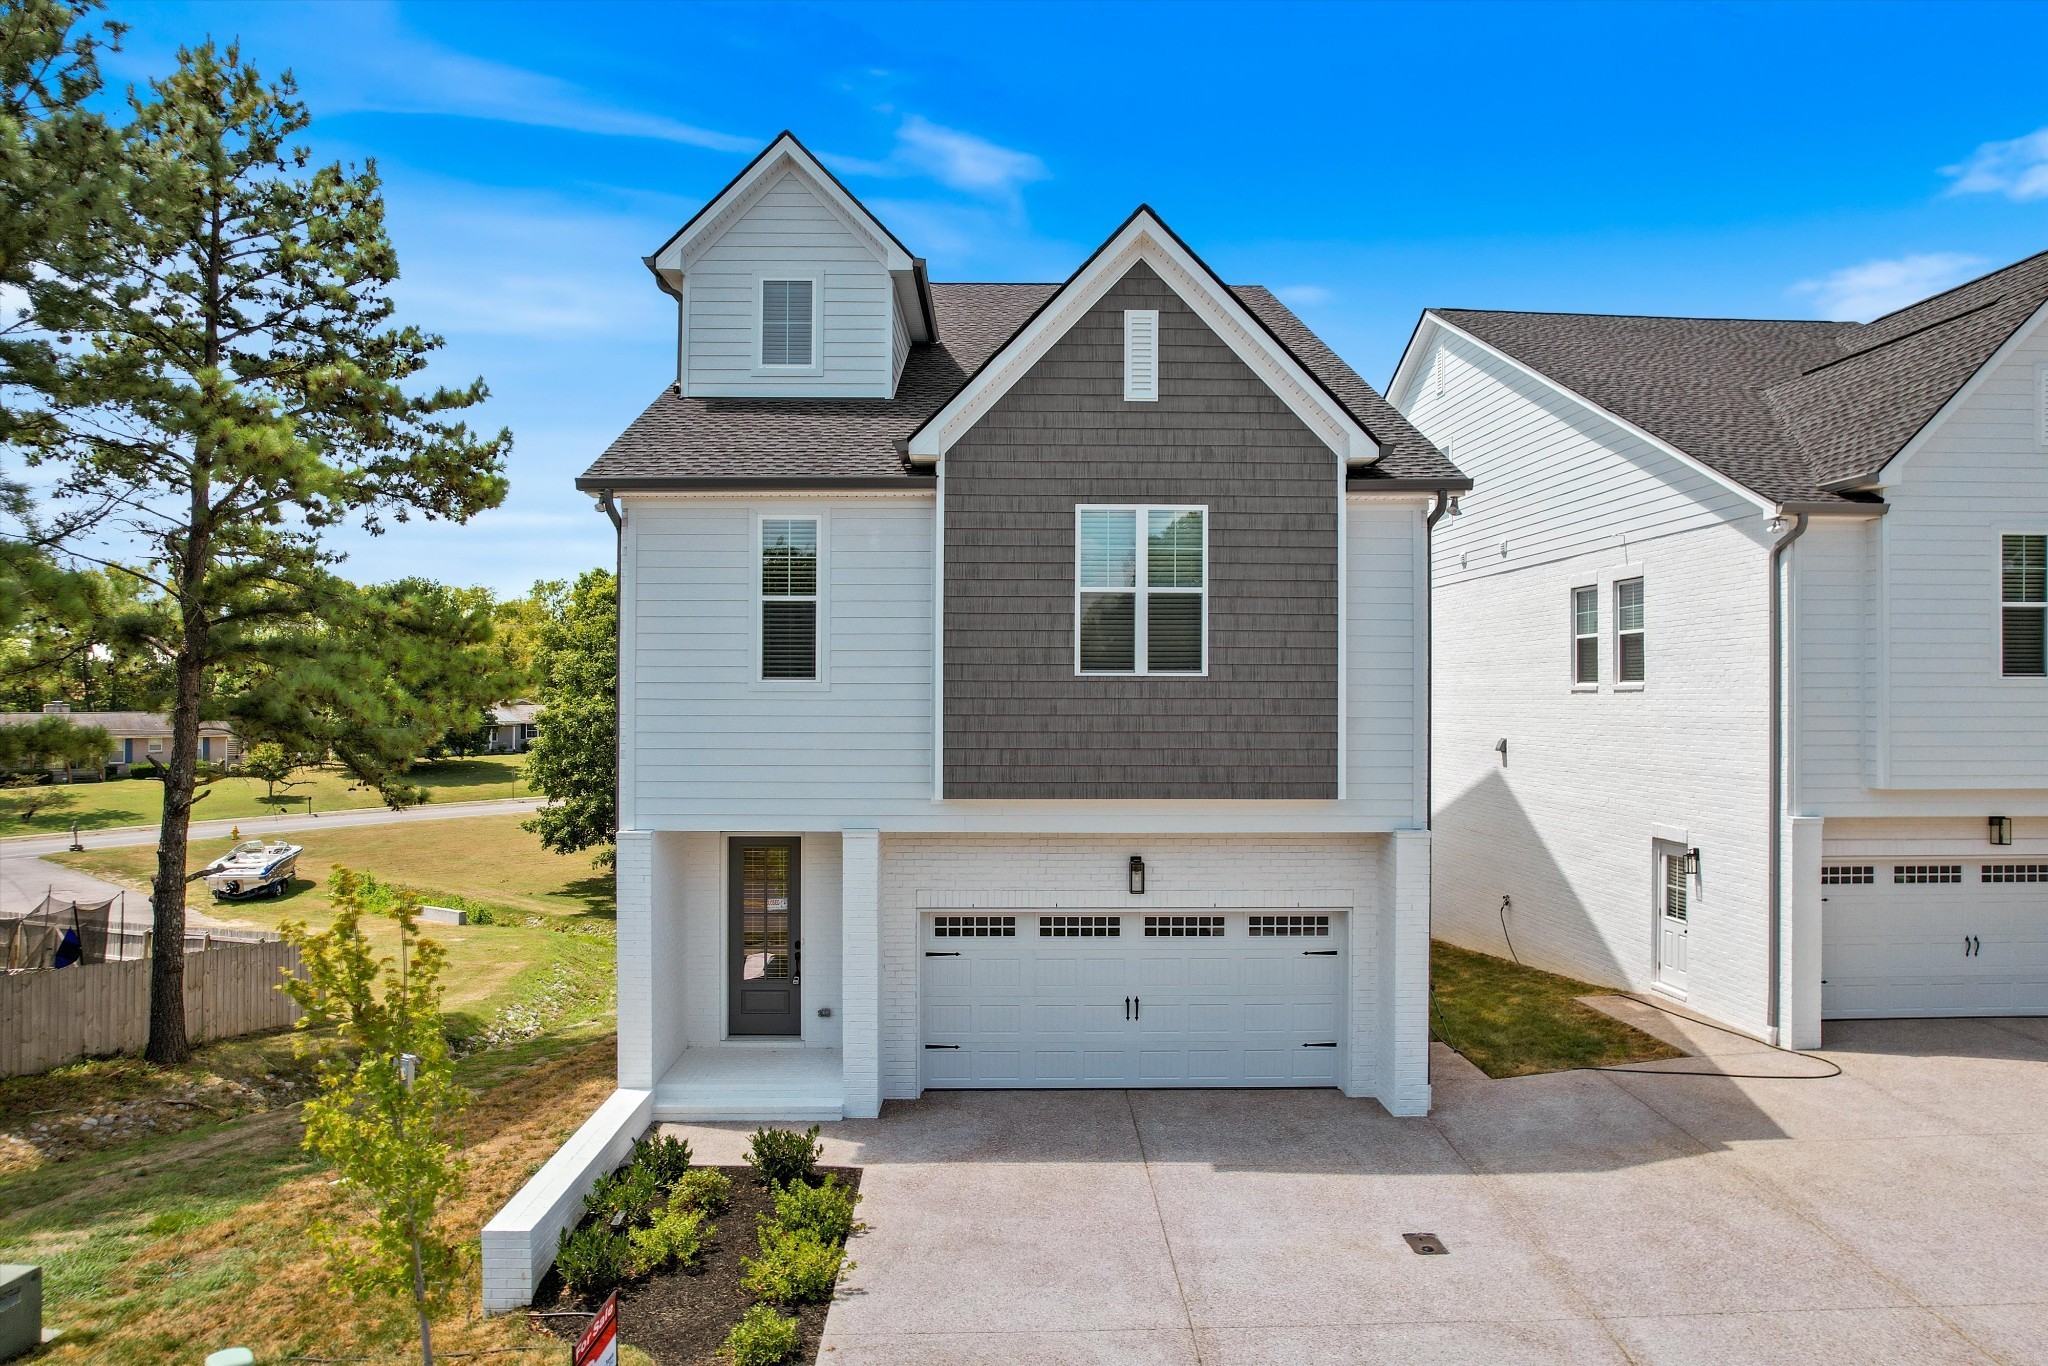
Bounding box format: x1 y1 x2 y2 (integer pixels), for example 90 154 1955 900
1403 1232 1448 1255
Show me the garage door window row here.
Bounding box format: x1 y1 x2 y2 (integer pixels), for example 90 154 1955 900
1982 864 2048 882
1894 865 1964 884
1824 864 2048 886
1040 915 1121 937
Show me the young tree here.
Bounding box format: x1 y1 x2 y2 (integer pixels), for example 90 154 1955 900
281 868 466 1366
521 569 615 866
22 45 509 1063
241 739 303 799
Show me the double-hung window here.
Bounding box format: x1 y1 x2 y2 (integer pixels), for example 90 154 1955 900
1615 577 1646 684
1571 586 1599 686
1076 506 1206 674
760 517 819 680
760 279 814 368
2003 534 2046 677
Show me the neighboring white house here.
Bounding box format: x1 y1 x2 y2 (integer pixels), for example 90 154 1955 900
481 132 1468 1311
1391 249 2048 1049
485 702 539 754
0 701 243 775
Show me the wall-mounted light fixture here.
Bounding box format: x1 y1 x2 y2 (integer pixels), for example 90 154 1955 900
1447 495 1463 517
1686 847 1702 879
1990 815 2013 847
1128 856 1146 895
1494 738 1508 767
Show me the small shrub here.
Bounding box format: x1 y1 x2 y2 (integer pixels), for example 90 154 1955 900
723 1303 802 1366
740 1226 851 1305
556 1221 629 1297
673 1167 732 1215
746 1124 822 1188
633 1130 694 1188
627 1205 710 1276
768 1174 862 1246
585 1161 665 1227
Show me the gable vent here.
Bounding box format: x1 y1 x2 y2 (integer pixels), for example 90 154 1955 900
1123 309 1159 402
2038 365 2048 447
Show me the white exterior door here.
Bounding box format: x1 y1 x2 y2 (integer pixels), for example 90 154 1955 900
1654 845 1689 996
1822 861 2048 1018
921 911 1347 1088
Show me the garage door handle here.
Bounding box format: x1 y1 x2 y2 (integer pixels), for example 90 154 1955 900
926 951 960 957
924 1044 960 1050
1303 949 1338 956
1125 997 1130 1020
1304 1041 1337 1048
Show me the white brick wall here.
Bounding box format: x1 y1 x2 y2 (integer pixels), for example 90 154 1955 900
1377 830 1432 1114
841 829 882 1118
614 831 654 1088
481 1087 650 1311
875 833 1408 1105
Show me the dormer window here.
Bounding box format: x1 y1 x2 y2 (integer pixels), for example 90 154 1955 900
760 279 815 368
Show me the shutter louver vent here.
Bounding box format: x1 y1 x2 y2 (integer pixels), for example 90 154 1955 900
2038 366 2048 447
1124 310 1159 402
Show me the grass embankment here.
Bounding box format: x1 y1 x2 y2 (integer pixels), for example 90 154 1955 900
0 753 530 835
1430 939 1686 1077
2 814 631 1362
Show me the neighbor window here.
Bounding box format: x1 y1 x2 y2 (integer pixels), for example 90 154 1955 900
2002 534 2045 676
760 279 814 368
761 517 818 680
1572 586 1598 686
1615 577 1646 684
1077 506 1206 674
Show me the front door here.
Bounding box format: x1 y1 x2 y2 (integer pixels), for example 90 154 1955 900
728 838 801 1037
1654 843 1690 995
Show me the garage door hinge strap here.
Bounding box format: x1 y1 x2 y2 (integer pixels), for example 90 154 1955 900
1303 1041 1337 1048
1303 950 1338 956
925 951 960 957
924 1043 960 1050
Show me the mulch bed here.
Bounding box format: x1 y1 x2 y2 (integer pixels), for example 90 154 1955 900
531 1164 862 1365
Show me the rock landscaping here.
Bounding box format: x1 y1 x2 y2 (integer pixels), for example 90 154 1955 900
534 1124 861 1365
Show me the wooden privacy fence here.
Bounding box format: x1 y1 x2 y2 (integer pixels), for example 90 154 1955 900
0 939 303 1077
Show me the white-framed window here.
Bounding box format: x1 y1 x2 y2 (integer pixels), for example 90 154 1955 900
1075 505 1207 675
760 516 819 681
1123 309 1159 401
1571 585 1598 687
146 737 163 754
2002 533 2045 677
758 278 816 369
1615 577 1646 685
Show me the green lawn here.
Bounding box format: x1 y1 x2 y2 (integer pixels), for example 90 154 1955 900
0 753 530 835
1430 939 1686 1078
2 814 630 1363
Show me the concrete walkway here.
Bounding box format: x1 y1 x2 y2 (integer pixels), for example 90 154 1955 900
664 1016 2048 1364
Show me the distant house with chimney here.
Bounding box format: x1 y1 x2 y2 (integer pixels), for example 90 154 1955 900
0 701 243 776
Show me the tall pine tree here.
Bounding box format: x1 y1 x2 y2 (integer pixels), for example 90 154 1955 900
24 43 508 1064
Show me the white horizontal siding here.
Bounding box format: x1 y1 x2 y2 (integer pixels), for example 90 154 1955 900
1400 334 1778 1034
1790 519 1876 811
1870 309 2048 801
682 172 896 398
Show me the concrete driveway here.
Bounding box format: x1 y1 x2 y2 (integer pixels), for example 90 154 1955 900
664 1017 2048 1364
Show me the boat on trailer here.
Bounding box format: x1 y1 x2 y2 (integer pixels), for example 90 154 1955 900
203 840 302 899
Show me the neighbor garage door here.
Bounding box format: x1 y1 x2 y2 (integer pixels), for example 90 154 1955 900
921 911 1347 1087
1822 860 2048 1018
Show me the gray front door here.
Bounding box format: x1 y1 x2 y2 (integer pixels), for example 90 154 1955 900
728 838 801 1037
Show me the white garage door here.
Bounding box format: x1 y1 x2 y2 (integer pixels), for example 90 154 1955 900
921 911 1347 1088
1822 861 2048 1018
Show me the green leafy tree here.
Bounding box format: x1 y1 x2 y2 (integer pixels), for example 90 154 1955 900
0 713 109 775
241 739 304 799
281 868 467 1366
19 44 508 1063
522 569 615 866
0 563 172 710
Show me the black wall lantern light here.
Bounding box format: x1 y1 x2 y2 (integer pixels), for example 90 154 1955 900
1128 856 1146 895
1990 816 2013 847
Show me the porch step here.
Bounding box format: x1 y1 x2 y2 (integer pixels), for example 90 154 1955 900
651 1046 845 1124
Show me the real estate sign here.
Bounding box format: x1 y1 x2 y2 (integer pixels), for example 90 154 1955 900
573 1291 618 1366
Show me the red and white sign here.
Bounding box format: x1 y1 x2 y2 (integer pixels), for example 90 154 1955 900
572 1290 618 1366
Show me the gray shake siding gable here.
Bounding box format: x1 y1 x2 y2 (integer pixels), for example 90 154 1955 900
942 262 1339 800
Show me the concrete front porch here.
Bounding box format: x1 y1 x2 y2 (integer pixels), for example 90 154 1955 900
653 1046 845 1122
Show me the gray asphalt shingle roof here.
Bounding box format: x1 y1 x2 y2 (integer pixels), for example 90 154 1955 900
1435 248 2048 502
579 282 1464 489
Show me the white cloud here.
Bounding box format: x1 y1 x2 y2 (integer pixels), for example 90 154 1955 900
821 116 1048 206
1274 285 1333 308
1942 128 2048 202
1789 252 1987 322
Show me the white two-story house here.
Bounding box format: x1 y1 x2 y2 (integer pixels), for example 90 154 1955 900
483 133 1467 1310
1391 250 2048 1051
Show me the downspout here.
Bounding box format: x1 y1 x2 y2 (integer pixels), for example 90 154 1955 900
597 490 624 846
1766 509 1809 1043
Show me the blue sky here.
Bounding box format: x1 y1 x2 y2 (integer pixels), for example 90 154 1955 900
91 0 2048 595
